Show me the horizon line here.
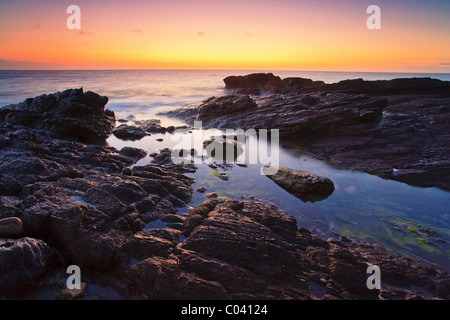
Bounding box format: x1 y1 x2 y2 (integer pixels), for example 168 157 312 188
1 68 449 75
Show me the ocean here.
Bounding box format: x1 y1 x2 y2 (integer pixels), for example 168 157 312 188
1 69 450 120
1 69 449 270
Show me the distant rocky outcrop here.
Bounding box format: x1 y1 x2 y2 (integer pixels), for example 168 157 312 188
224 73 450 96
224 73 283 94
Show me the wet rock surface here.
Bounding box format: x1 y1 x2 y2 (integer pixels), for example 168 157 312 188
262 166 335 202
0 90 195 298
166 74 450 190
112 124 147 141
124 199 449 300
1 89 449 300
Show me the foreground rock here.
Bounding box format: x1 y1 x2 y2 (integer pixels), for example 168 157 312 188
0 89 195 298
0 238 59 297
262 166 335 202
122 199 450 300
0 88 115 144
165 75 450 190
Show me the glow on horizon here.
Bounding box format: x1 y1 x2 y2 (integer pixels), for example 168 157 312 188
0 0 449 72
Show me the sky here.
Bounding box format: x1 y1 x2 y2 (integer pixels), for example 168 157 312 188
0 0 449 72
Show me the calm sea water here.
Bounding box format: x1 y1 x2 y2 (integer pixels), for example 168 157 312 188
1 70 449 270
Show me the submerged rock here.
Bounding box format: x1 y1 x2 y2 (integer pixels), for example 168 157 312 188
205 192 218 199
262 166 335 202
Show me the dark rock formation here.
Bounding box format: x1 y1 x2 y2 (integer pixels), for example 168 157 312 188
135 119 167 134
224 73 283 94
0 88 115 144
262 166 335 202
113 124 147 141
197 95 257 122
150 148 197 173
224 73 450 96
123 199 450 300
282 77 325 93
0 90 195 298
165 75 450 190
119 147 147 161
0 237 59 297
194 93 386 137
297 77 450 96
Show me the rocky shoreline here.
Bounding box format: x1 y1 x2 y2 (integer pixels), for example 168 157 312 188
1 85 449 300
165 74 450 191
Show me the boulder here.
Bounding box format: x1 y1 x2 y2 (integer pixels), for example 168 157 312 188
0 237 58 297
119 147 147 161
0 217 23 238
112 124 147 141
262 166 334 202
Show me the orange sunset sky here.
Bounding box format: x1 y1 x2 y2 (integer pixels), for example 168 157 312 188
0 0 449 72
